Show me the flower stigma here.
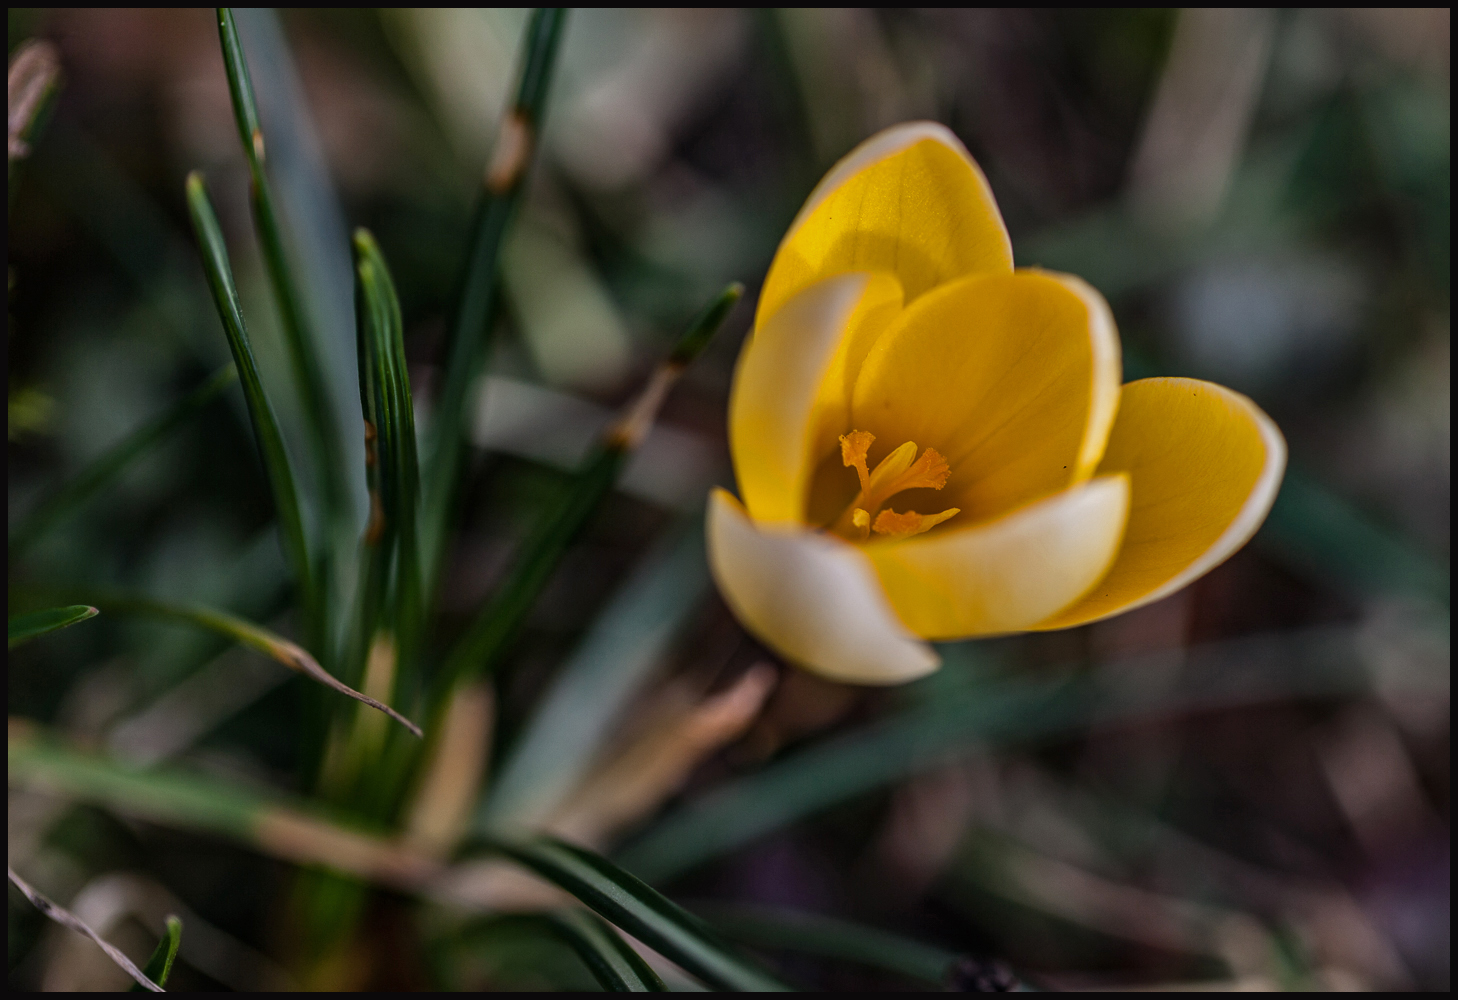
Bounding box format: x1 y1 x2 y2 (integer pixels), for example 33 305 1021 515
833 430 960 541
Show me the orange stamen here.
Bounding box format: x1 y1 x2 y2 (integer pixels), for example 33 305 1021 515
831 429 958 541
839 430 875 492
871 507 961 540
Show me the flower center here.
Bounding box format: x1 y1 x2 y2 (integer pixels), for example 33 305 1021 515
832 430 960 541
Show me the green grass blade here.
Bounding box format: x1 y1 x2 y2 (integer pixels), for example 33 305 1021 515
184 170 317 634
98 595 421 738
352 230 422 655
698 903 958 986
216 7 346 521
469 834 792 992
422 7 569 584
129 915 182 991
8 605 98 649
545 910 670 992
434 446 623 696
9 365 237 557
430 284 742 710
8 727 396 871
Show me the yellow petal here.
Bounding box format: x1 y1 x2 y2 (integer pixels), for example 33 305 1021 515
727 275 862 525
756 122 1012 330
851 270 1122 523
1034 378 1286 630
707 488 939 684
865 476 1130 639
806 273 904 471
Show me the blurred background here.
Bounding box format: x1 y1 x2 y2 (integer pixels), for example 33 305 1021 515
8 7 1449 991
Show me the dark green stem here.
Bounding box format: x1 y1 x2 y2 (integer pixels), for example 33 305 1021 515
185 171 318 638
421 7 570 587
216 7 347 525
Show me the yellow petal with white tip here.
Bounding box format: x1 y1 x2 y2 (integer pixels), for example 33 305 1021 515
730 273 899 525
865 475 1130 639
707 488 940 685
757 122 1012 329
1034 378 1285 630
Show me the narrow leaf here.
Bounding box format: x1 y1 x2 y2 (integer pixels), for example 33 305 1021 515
545 909 669 992
184 171 316 630
353 229 422 648
699 903 958 986
216 7 346 518
10 365 237 556
7 867 163 991
467 834 792 992
129 915 183 991
9 730 441 891
8 605 98 649
100 596 421 738
422 7 570 583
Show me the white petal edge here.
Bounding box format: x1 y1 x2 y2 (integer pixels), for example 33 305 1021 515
707 488 939 685
785 121 1010 263
866 475 1131 639
729 273 872 525
1041 387 1288 629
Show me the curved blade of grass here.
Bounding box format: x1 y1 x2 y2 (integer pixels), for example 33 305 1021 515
10 735 678 991
422 7 569 584
99 596 421 738
545 910 670 992
184 171 316 632
619 625 1373 881
10 365 237 556
430 284 743 711
128 915 182 991
8 605 98 649
353 229 422 654
10 735 660 991
8 727 433 888
216 7 345 520
466 834 792 992
697 902 958 986
455 912 666 992
7 867 163 991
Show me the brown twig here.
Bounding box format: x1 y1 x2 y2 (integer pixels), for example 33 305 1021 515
7 867 164 991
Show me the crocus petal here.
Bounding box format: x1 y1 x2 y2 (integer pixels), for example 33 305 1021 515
730 273 900 525
756 122 1012 329
851 270 1122 523
864 476 1130 640
707 488 940 684
1034 378 1286 631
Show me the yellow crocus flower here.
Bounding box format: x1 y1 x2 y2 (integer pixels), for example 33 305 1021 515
708 122 1286 684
